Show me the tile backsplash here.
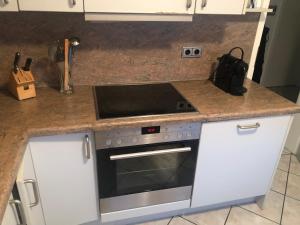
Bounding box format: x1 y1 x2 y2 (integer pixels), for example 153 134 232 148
0 12 259 87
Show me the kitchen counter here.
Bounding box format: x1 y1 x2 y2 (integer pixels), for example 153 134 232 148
0 79 300 222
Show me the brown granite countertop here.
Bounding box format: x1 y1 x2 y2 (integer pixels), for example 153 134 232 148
1 79 300 222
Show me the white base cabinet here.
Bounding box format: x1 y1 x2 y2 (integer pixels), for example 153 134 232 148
191 115 291 208
16 132 98 225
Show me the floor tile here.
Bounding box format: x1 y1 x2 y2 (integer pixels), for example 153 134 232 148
137 218 171 225
226 207 277 225
282 148 291 155
278 154 290 172
240 191 284 223
271 169 288 194
290 155 300 175
169 217 194 225
282 196 300 225
286 173 300 200
182 207 229 225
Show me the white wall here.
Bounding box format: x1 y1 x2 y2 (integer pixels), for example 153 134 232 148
260 0 300 87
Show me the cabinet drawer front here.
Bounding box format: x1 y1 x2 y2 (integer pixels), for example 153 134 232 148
195 0 245 14
85 0 195 14
191 115 291 208
0 0 18 11
19 0 84 12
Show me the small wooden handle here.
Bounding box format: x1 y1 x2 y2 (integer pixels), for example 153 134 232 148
64 39 69 92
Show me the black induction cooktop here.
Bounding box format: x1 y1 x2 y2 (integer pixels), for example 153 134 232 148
94 83 197 119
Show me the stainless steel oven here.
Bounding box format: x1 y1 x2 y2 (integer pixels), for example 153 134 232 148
94 122 201 215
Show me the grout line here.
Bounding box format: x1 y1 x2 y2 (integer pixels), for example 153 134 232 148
238 206 280 224
179 216 198 225
271 189 285 196
224 207 232 225
277 168 289 173
285 194 300 202
167 216 174 225
279 154 292 225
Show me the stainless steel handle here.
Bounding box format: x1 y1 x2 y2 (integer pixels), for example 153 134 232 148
4 0 9 5
237 122 260 130
72 0 76 6
85 134 91 159
201 0 207 8
9 200 27 225
110 147 191 161
186 0 192 10
24 179 39 207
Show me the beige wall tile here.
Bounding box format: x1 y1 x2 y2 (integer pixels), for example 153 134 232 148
282 197 300 225
240 191 284 223
182 207 229 225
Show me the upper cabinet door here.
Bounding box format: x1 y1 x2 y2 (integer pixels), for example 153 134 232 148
18 0 84 12
84 0 196 14
195 0 246 14
0 0 18 11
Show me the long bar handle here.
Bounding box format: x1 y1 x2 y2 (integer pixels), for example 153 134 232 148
9 200 27 225
85 134 91 159
24 179 39 207
72 0 76 6
237 122 260 130
201 0 207 8
186 0 192 10
110 147 191 161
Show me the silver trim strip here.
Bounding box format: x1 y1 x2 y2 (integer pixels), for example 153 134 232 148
110 147 191 160
100 186 192 214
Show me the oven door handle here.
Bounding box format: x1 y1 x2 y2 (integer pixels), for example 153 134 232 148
110 147 192 161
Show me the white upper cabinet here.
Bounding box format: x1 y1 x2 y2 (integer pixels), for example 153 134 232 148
18 0 84 12
195 0 246 14
84 0 196 14
0 0 18 11
191 116 291 208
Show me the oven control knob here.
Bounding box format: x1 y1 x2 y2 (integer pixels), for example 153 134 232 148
164 135 169 140
106 139 112 146
178 133 183 138
117 139 122 145
187 132 192 137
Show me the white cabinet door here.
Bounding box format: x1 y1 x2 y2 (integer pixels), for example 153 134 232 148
191 116 291 208
18 0 83 12
195 0 246 14
84 0 196 14
29 132 98 225
16 145 46 225
0 0 18 11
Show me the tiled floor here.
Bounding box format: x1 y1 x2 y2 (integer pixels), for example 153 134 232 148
138 149 300 225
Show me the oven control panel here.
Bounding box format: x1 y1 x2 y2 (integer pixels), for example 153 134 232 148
95 122 201 149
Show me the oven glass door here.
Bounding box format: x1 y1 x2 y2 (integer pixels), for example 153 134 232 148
97 140 198 199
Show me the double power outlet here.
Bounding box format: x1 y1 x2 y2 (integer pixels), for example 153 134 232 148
182 46 202 58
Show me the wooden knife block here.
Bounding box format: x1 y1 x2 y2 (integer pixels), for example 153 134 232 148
8 69 36 100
